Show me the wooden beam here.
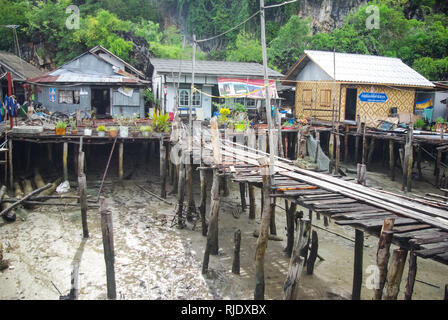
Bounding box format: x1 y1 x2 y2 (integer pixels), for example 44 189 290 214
383 248 408 300
63 142 68 182
100 197 116 300
352 229 364 300
404 250 417 300
232 229 241 275
374 218 395 300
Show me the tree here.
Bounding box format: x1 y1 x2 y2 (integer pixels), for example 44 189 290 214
226 31 262 63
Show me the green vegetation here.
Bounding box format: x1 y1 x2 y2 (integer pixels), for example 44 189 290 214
1 0 447 80
415 118 425 128
436 116 445 124
55 121 67 129
151 110 171 133
97 125 107 132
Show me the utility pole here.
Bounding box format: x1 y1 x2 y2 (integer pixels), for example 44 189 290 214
189 34 196 137
260 0 276 180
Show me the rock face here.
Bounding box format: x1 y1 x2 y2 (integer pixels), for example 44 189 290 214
298 0 367 33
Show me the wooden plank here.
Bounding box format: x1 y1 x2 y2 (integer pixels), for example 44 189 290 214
415 243 448 258
409 235 448 245
336 217 416 228
393 224 432 234
393 228 443 239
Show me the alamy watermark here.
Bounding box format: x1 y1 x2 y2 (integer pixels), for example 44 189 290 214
366 5 380 30
66 5 80 30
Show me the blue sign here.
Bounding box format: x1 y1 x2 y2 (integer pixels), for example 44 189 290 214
359 92 388 103
49 88 56 103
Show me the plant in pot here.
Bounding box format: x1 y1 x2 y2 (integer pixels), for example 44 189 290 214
130 113 140 137
55 121 67 135
436 117 446 131
69 119 78 135
415 118 425 130
108 127 118 137
140 125 153 137
218 107 230 128
114 115 129 138
97 125 107 137
151 110 171 133
234 120 248 132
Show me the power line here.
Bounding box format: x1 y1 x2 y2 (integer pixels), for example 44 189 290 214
196 10 261 43
263 0 299 9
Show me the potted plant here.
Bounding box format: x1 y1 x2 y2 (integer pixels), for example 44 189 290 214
415 118 425 130
140 125 153 137
55 121 67 135
84 127 92 136
97 125 107 137
70 120 78 135
108 127 118 138
130 113 140 137
151 110 171 133
234 120 248 132
435 117 446 131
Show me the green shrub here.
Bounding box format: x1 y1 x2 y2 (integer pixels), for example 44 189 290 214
56 121 67 129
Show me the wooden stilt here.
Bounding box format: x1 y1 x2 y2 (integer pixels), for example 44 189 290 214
306 230 318 275
389 140 395 181
254 158 273 300
404 250 417 300
436 150 442 187
374 218 395 300
172 163 179 194
335 128 341 173
118 142 123 181
239 182 247 211
357 163 367 186
248 184 256 220
176 152 186 229
352 229 364 300
202 168 221 274
361 124 367 165
417 146 422 181
199 169 207 236
186 158 196 220
367 138 375 166
160 139 167 199
63 142 68 182
283 218 311 300
8 139 13 190
99 197 116 300
384 248 408 300
270 198 277 235
344 125 349 162
355 115 361 164
232 229 241 275
314 130 320 163
444 284 448 300
285 202 297 257
406 123 414 192
323 216 329 227
78 173 89 238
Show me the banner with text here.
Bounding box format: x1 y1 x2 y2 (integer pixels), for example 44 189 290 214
218 78 279 99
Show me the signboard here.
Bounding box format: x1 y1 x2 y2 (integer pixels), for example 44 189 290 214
359 92 388 103
49 88 56 103
218 78 279 99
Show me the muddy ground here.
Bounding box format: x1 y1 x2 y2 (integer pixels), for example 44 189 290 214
0 144 447 300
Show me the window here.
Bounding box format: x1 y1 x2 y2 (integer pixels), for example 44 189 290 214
192 91 201 107
59 90 80 104
234 98 256 108
320 89 331 107
178 89 201 107
303 89 312 106
179 89 189 107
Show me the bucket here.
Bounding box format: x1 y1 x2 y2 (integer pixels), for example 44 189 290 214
120 126 129 138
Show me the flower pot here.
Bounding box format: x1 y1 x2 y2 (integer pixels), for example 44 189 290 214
97 131 106 137
109 130 118 138
142 131 151 137
55 128 66 135
119 126 128 138
84 128 92 136
71 130 78 135
131 130 140 137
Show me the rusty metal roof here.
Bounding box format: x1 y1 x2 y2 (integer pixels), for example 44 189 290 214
0 51 43 81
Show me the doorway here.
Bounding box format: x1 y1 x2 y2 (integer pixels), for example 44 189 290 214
91 88 110 118
345 88 358 121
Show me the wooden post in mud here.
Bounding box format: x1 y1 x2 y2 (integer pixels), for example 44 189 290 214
232 229 241 275
254 157 272 300
404 250 417 300
416 146 423 181
270 198 277 235
444 284 448 300
306 230 318 275
78 145 88 238
344 124 349 162
335 127 341 173
239 183 247 211
283 217 311 300
202 168 221 274
69 263 79 300
362 123 367 165
374 218 395 300
384 248 408 300
314 130 320 163
436 150 442 187
176 151 186 228
118 142 124 181
406 123 414 192
357 163 367 186
160 138 167 199
8 139 13 190
63 142 68 182
355 115 361 164
352 229 364 300
99 197 116 300
186 158 196 220
285 202 297 258
248 184 256 220
199 131 207 236
389 140 395 181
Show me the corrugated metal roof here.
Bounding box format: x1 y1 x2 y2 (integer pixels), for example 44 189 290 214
151 58 283 78
286 50 434 88
0 51 43 80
